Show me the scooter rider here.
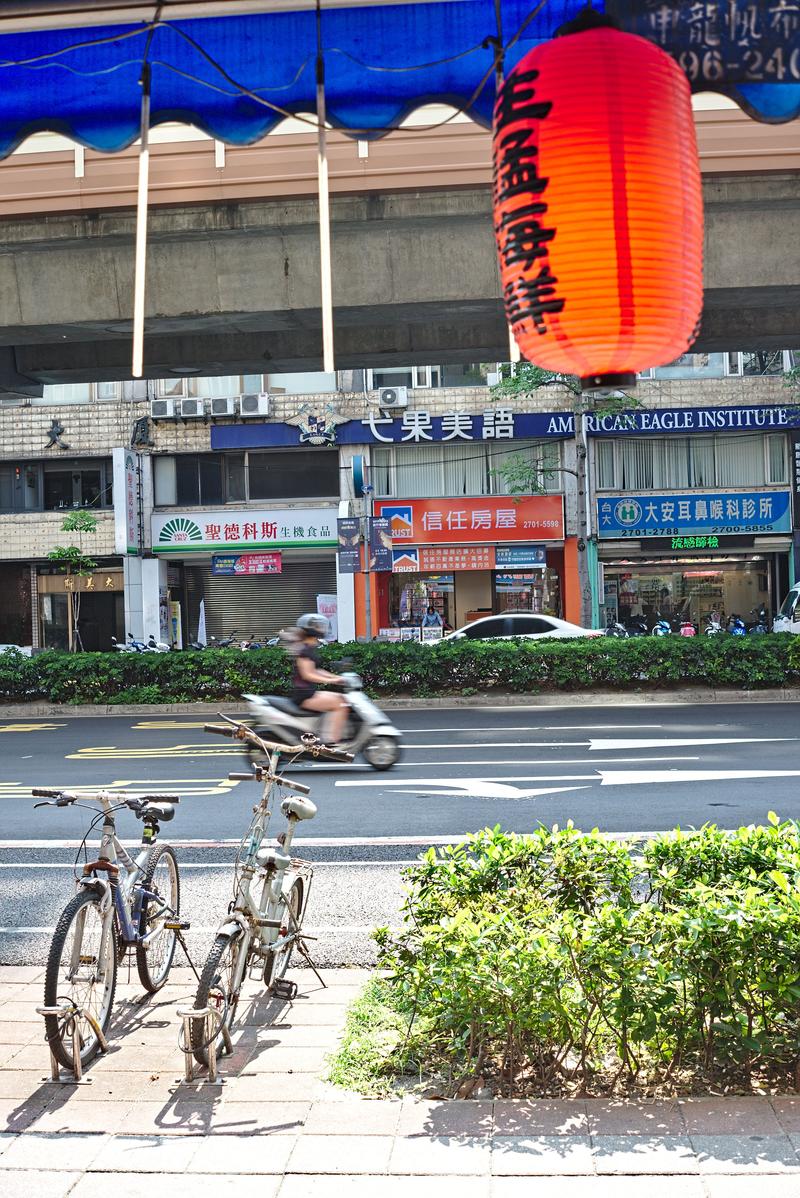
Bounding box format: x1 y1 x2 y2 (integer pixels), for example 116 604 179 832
289 614 348 747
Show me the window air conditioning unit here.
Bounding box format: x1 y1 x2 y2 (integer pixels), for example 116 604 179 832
210 396 237 417
150 397 175 420
378 386 408 410
179 398 205 419
238 392 271 417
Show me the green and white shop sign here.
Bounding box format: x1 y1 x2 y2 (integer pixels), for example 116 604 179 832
151 507 338 553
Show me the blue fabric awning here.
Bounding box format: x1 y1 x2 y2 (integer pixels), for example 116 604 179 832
0 1 796 157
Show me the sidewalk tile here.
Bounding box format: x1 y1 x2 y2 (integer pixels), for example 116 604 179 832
390 1134 492 1175
0 1131 109 1171
679 1098 782 1135
224 1071 323 1102
0 1169 81 1197
0 1095 53 1132
264 1006 350 1027
585 1099 685 1136
242 1046 330 1073
303 1099 400 1136
288 1134 394 1175
493 1100 587 1135
237 1025 340 1048
692 1133 800 1174
772 1098 800 1134
0 1131 14 1156
187 1132 296 1173
491 1179 705 1197
73 1175 282 1197
31 1103 129 1134
118 1102 217 1136
704 1178 800 1197
591 1134 697 1174
211 1101 310 1135
491 1135 594 1176
280 1178 491 1198
90 1133 199 1173
396 1099 494 1137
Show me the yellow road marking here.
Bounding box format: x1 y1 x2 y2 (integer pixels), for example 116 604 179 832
67 743 240 760
0 723 65 732
133 721 229 730
3 776 242 797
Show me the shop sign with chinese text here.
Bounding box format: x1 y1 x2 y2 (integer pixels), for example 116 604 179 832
211 408 575 450
392 545 497 573
152 508 337 552
38 570 123 594
495 545 547 568
376 496 564 545
597 491 792 540
337 517 361 573
211 553 282 575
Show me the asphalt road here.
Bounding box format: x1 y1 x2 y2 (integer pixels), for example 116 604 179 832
2 700 799 968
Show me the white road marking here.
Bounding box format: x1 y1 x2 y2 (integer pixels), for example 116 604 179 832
590 736 797 751
600 767 800 787
393 783 590 799
339 774 596 788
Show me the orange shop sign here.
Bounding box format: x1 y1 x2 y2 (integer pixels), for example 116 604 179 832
375 496 564 544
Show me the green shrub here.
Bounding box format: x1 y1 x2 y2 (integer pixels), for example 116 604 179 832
0 635 796 705
370 819 800 1095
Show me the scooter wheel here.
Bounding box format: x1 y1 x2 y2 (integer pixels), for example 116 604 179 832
362 736 401 771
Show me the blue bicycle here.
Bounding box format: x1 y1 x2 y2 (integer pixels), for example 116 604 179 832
34 786 181 1073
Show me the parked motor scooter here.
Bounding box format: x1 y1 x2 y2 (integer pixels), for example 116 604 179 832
145 634 172 653
623 616 649 637
704 611 724 635
651 612 672 637
747 605 769 635
679 616 697 637
727 613 747 636
604 618 629 638
112 632 148 652
243 669 402 770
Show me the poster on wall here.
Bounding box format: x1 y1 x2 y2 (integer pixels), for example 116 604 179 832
368 518 393 571
337 517 361 573
317 593 338 642
211 552 282 575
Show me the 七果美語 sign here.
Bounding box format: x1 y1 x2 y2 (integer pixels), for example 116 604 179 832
597 491 792 539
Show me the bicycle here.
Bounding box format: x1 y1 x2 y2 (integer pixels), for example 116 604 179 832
33 786 182 1073
190 717 352 1067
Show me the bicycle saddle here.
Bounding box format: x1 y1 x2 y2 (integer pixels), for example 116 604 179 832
280 796 317 821
142 802 175 823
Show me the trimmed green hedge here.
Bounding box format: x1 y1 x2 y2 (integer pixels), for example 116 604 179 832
1 634 799 704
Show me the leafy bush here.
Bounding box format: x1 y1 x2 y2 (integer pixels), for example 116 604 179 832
370 818 800 1096
0 634 796 704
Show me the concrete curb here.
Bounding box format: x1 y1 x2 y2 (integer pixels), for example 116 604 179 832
0 687 799 717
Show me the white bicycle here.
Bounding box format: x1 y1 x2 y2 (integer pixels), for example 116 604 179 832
191 718 351 1067
34 786 181 1072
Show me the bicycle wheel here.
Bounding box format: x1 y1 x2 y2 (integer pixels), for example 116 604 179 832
136 844 180 993
44 888 117 1072
192 930 245 1068
264 878 304 988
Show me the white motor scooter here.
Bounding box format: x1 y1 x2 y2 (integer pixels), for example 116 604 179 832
243 671 402 770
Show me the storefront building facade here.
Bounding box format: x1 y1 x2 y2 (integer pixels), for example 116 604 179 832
588 401 797 630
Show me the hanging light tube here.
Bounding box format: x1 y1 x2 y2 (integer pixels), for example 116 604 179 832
132 62 151 379
316 4 334 373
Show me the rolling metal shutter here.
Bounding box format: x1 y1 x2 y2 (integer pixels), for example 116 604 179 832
184 557 336 641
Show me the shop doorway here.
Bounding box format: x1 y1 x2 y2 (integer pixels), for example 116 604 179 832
602 555 773 630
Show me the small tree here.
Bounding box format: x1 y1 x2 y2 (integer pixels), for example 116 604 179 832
47 510 98 652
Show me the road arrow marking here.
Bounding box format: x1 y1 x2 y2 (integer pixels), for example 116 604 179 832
393 783 590 799
600 768 800 787
590 736 797 752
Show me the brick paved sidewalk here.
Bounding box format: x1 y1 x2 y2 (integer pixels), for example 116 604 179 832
2 966 800 1196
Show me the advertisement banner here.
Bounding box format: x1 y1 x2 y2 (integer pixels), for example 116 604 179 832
597 491 792 540
316 593 338 642
211 552 282 576
152 507 336 552
337 517 361 573
112 447 141 555
376 496 564 544
792 433 800 529
418 546 495 572
495 545 547 568
368 517 393 572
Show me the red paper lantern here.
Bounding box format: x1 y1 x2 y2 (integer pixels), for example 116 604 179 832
492 18 704 389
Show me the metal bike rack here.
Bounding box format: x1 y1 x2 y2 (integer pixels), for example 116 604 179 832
36 1003 109 1084
176 1006 232 1085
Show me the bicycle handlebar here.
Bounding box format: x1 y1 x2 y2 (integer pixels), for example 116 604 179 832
204 721 354 763
32 788 180 806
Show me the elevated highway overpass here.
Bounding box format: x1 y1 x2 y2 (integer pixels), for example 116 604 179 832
0 102 796 385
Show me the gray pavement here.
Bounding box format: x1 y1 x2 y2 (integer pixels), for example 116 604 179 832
2 967 800 1194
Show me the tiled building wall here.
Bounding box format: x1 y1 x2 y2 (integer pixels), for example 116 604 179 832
0 510 116 560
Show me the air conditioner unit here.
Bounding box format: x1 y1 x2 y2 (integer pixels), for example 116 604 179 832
210 396 237 417
179 398 205 419
150 397 175 420
378 386 408 410
238 392 271 417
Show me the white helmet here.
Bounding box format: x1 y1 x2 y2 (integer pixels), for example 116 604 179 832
296 613 328 637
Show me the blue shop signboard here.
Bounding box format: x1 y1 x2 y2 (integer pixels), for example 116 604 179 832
211 407 575 450
597 491 792 540
495 545 546 568
586 404 800 437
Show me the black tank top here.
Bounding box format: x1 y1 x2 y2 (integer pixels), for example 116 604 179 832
291 642 319 703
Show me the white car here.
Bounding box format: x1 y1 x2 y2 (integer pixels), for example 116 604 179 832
442 613 603 642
